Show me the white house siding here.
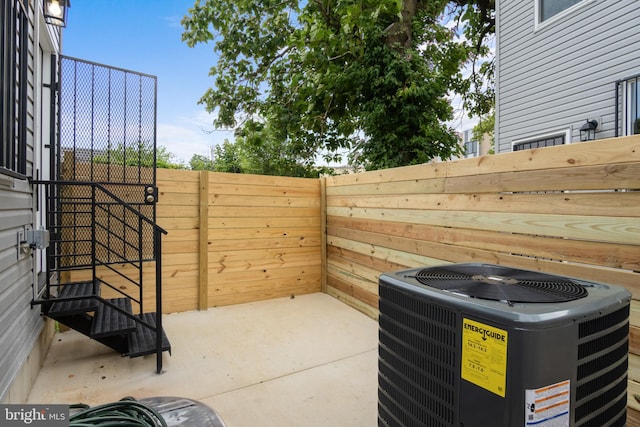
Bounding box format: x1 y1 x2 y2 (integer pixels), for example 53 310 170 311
495 0 640 153
0 0 59 402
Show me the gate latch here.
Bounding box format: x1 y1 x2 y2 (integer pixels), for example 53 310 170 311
144 186 159 204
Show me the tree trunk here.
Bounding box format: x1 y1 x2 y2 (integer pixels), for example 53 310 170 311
385 0 418 49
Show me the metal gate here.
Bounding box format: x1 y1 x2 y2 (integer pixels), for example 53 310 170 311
59 55 158 186
55 56 159 264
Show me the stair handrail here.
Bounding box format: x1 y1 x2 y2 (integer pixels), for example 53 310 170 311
32 179 168 373
31 179 167 234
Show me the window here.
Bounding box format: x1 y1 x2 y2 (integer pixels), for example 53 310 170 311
616 75 640 136
0 0 29 176
464 140 478 158
537 0 584 23
462 130 479 158
513 134 565 151
618 75 640 136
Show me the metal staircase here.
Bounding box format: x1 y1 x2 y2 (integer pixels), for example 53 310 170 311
30 56 170 373
32 181 170 373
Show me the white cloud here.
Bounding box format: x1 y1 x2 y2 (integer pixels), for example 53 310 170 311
163 15 183 29
157 110 235 164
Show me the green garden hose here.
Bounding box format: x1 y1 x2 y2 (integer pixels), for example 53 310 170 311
69 397 167 427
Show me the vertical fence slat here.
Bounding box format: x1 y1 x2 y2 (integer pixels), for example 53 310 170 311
199 170 209 310
320 176 328 294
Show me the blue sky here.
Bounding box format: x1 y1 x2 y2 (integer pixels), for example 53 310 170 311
63 1 231 164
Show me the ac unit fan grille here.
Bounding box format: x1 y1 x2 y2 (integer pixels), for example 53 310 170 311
575 305 629 427
412 265 588 303
378 284 458 427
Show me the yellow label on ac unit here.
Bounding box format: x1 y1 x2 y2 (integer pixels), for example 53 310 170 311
461 318 508 397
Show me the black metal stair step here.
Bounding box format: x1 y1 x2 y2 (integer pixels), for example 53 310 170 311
48 281 99 316
128 313 171 358
90 298 136 338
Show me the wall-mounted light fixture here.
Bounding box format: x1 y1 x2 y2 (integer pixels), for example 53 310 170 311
43 0 70 27
579 119 598 141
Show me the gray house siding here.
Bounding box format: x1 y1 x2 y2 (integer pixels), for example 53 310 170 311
496 0 640 153
0 0 59 402
0 182 41 402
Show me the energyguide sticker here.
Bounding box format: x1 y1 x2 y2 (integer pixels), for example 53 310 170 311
525 380 570 427
461 318 508 397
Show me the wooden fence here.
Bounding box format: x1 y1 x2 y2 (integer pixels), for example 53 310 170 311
65 168 322 313
64 135 640 418
156 170 322 312
324 135 640 420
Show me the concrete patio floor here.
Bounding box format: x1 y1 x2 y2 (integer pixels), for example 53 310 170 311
27 293 379 426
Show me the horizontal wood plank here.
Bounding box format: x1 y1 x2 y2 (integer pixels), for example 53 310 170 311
209 206 320 218
328 216 640 271
327 191 640 217
326 135 640 186
209 216 320 229
211 194 320 208
327 206 639 245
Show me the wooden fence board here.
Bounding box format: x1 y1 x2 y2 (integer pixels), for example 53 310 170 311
209 236 322 251
155 180 199 194
326 164 640 195
328 217 640 271
327 234 448 267
210 206 320 218
210 250 322 274
326 286 379 319
327 245 406 274
156 217 199 231
442 163 640 194
326 136 640 186
326 274 378 310
156 205 199 218
210 282 321 307
327 191 640 217
210 171 320 187
209 216 321 229
163 229 198 242
210 194 320 208
156 192 200 206
157 168 201 182
328 206 639 245
210 227 320 240
327 259 380 293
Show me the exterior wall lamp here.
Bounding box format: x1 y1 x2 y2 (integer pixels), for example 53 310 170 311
43 0 70 27
579 119 598 141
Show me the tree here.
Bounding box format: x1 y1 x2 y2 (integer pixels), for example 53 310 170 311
182 0 495 170
189 153 216 171
211 140 243 173
472 111 494 154
210 127 333 177
233 120 333 177
93 143 184 169
449 0 495 117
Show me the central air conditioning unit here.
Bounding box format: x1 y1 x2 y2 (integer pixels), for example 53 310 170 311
378 263 631 427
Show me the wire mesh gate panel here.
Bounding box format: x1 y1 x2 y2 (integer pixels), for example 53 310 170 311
56 56 159 265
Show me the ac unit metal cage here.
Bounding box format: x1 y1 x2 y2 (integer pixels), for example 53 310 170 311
378 263 630 427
